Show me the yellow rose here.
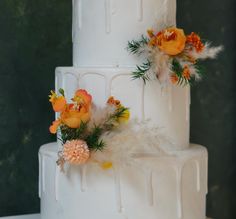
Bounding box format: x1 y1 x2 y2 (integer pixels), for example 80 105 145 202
157 27 186 55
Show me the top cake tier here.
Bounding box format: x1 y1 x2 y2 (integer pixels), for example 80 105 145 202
72 0 176 67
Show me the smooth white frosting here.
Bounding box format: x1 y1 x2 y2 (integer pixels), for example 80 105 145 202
72 0 176 67
39 142 207 219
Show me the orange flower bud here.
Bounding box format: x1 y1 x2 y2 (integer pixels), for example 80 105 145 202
170 74 179 84
107 96 121 107
52 96 67 112
49 120 61 134
182 65 191 80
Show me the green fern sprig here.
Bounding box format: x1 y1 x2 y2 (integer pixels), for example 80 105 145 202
171 59 189 86
60 122 88 144
127 35 148 55
171 59 206 86
85 126 105 151
132 60 151 84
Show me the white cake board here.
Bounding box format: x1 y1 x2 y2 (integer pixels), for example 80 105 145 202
0 214 40 219
0 214 212 219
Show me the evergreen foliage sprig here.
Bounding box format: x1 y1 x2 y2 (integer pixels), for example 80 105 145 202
171 59 205 86
59 106 129 151
132 60 151 84
171 59 188 86
127 35 148 55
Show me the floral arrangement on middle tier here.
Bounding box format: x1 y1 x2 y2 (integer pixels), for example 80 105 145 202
49 89 130 169
127 27 222 85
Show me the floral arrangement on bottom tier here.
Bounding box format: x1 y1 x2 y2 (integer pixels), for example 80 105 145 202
127 26 223 86
49 89 169 170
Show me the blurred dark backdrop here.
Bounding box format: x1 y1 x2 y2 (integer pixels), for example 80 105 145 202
0 0 235 218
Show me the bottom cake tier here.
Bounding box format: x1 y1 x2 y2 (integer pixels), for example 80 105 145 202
39 143 208 219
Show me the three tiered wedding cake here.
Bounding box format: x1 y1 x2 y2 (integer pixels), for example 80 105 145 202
38 0 214 218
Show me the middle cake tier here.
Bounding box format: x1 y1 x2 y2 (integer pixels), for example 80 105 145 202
55 67 190 149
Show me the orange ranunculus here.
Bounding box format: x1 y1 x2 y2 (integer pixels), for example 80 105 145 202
72 89 92 108
49 91 67 112
156 27 186 55
61 109 90 128
49 119 61 134
186 32 204 53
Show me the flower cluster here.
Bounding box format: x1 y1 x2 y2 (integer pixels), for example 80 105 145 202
128 26 222 86
49 89 130 168
49 89 92 133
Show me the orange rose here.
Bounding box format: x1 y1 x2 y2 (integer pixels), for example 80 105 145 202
61 109 90 128
157 27 186 55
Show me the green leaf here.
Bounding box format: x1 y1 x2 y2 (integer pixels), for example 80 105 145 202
132 60 151 83
127 35 148 55
59 88 65 96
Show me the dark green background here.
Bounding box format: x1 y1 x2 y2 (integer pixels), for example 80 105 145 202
0 0 235 218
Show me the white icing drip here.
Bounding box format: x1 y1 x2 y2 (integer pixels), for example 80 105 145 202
55 165 60 201
168 85 173 112
80 165 87 192
194 160 201 192
38 153 42 198
160 86 165 97
137 0 143 21
105 75 112 98
72 0 81 42
42 156 46 192
111 0 117 15
186 86 190 122
175 164 183 219
105 0 111 34
78 0 82 29
171 0 177 26
141 82 145 121
163 0 168 25
113 167 123 213
146 171 154 206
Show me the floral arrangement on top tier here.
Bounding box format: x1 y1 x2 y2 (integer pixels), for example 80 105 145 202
127 27 223 85
49 88 130 169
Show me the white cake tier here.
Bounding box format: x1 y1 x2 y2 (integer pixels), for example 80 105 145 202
39 142 208 219
72 0 176 67
55 67 190 149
